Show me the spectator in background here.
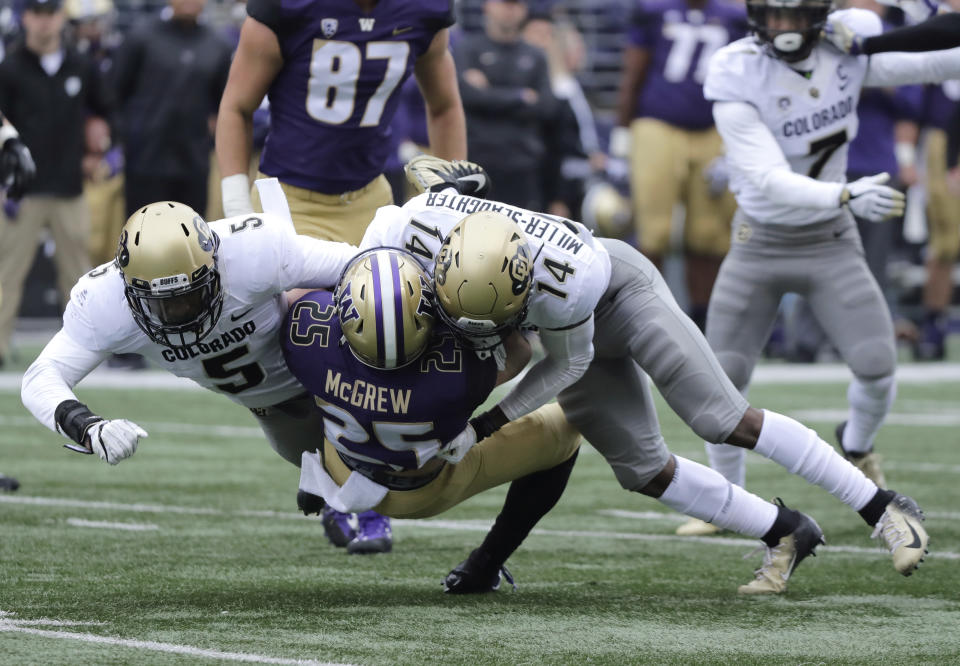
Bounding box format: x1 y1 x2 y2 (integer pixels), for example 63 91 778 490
915 79 960 360
0 0 109 368
612 0 747 331
455 0 559 210
113 0 231 217
64 0 125 268
523 11 605 219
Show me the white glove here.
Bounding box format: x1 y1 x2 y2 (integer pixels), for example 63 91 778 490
221 173 254 218
842 173 906 223
86 419 148 465
437 424 477 464
609 126 631 160
822 17 865 55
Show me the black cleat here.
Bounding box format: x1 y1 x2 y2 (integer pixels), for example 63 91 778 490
296 489 325 516
443 548 516 594
0 474 20 492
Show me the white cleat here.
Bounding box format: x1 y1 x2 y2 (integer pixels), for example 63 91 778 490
675 517 721 537
873 494 929 576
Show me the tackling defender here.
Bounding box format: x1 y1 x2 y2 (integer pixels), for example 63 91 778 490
355 156 931 594
679 1 960 534
19 197 382 548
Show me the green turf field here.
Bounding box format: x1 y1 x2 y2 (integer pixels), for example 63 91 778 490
1 370 958 665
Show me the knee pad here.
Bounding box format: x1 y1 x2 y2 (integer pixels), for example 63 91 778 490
846 338 896 379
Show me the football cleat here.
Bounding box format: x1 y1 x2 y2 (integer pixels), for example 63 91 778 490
0 474 20 492
836 422 887 488
321 506 356 548
443 548 517 594
872 493 929 576
738 505 825 595
675 517 722 537
404 155 492 199
346 510 393 554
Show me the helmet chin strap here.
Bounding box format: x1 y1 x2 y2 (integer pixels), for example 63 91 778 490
772 31 804 53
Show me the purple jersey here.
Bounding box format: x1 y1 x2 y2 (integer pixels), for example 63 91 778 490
922 83 960 131
628 0 746 130
247 0 454 194
281 291 497 471
848 85 922 178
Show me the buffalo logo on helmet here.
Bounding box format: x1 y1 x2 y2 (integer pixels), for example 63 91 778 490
508 241 531 296
193 216 214 252
435 243 453 287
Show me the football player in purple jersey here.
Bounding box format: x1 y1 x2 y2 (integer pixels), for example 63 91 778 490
283 247 582 592
612 0 747 331
216 0 466 246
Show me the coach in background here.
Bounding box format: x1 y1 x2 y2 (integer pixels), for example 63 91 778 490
112 0 231 217
0 0 110 369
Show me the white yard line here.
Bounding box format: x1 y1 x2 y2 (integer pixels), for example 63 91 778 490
66 518 159 531
2 494 956 560
791 409 960 427
2 362 960 393
0 414 263 439
0 617 349 666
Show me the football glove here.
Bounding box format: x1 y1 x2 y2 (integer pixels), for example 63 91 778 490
404 155 492 198
85 419 149 465
437 424 477 464
822 18 865 55
0 136 36 201
875 0 941 23
841 173 906 223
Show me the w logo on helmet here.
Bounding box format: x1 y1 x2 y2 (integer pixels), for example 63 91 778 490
508 244 531 296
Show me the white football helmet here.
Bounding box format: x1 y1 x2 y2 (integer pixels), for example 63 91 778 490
119 201 222 348
335 248 435 369
433 211 532 349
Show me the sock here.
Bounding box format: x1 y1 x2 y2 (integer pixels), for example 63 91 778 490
754 410 877 511
843 375 896 455
858 488 896 526
477 450 580 567
658 456 777 539
705 442 746 487
761 502 802 548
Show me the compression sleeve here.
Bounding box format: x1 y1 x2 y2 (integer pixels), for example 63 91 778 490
713 101 846 214
866 47 960 86
21 330 108 435
864 13 960 54
497 315 595 421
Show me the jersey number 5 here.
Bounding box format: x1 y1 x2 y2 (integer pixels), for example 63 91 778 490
307 40 410 126
202 345 266 394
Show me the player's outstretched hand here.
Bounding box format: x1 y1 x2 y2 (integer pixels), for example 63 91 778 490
437 424 477 464
822 17 865 55
86 419 148 465
842 173 906 223
405 155 492 198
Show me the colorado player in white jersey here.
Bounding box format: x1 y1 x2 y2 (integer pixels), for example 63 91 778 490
677 0 960 538
359 157 928 594
18 199 403 553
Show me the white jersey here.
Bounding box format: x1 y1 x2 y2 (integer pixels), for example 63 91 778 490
26 213 357 427
704 9 882 226
361 191 612 330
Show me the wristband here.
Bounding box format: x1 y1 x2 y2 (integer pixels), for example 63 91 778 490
468 406 510 441
221 173 253 217
894 142 917 169
54 399 103 453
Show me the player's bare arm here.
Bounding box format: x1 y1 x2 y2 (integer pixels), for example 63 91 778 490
611 45 651 158
216 17 284 213
414 28 467 161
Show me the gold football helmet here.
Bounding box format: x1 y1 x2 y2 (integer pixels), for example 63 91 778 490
335 248 435 369
433 211 531 348
118 201 222 348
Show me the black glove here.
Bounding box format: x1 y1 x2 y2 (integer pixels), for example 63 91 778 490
1 137 36 201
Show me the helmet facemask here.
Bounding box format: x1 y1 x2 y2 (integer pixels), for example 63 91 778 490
747 0 832 63
118 201 223 348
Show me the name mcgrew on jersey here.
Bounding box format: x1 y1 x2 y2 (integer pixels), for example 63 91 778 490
323 369 413 415
159 321 257 362
424 192 586 255
782 95 854 137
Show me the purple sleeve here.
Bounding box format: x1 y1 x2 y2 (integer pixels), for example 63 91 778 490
627 2 658 48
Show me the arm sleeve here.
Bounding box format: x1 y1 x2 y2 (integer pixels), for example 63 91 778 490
21 330 108 435
496 315 595 421
712 101 846 213
275 224 359 291
865 47 960 87
864 13 960 54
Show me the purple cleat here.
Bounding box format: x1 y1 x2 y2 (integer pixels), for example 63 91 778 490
347 511 393 554
321 507 356 548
